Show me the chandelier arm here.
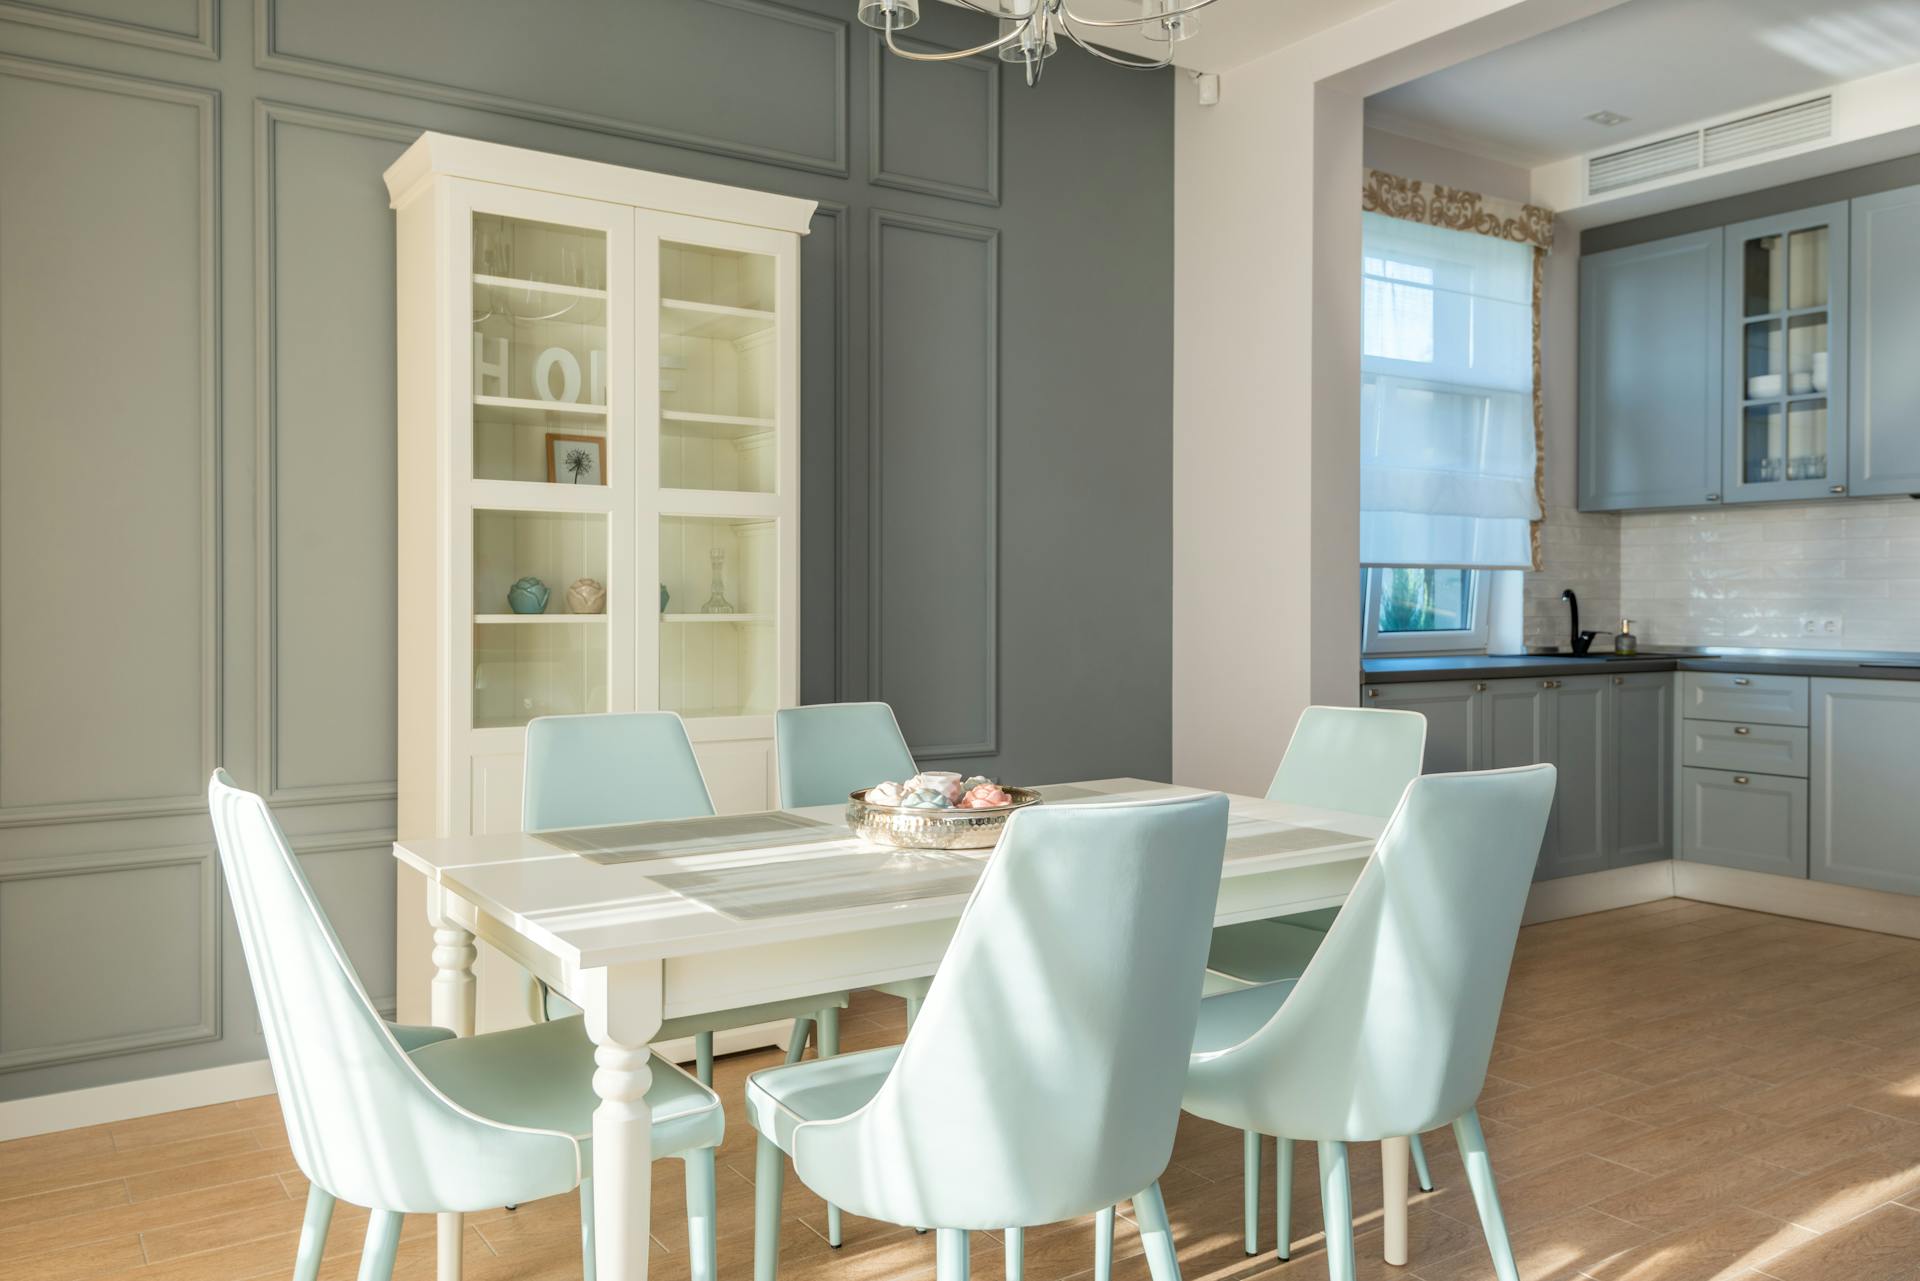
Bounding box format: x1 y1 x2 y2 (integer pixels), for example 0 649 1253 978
1058 16 1175 68
883 22 1031 60
1057 0 1220 27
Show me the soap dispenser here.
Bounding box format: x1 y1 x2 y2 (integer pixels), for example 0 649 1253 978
1614 619 1638 656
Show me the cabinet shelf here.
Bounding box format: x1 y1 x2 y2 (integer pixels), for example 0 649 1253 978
661 298 775 341
474 613 608 625
475 394 608 420
662 410 775 441
473 273 608 300
660 613 772 625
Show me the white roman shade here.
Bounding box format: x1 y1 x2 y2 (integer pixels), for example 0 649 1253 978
1359 212 1539 569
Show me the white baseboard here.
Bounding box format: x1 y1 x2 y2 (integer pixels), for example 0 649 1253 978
0 1058 278 1142
1523 861 1676 924
1673 861 1920 939
0 1020 797 1143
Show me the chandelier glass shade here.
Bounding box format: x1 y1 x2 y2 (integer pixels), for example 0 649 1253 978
859 0 1218 85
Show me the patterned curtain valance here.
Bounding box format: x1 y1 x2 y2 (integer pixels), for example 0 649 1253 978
1362 169 1555 251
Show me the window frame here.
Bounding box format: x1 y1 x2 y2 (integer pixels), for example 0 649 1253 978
1361 567 1491 656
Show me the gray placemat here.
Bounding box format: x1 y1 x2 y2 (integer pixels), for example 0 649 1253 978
538 812 843 865
646 847 986 920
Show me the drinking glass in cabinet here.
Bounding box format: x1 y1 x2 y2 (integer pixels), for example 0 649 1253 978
659 240 778 495
1743 404 1782 486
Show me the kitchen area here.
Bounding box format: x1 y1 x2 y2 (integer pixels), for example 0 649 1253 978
1359 3 1920 922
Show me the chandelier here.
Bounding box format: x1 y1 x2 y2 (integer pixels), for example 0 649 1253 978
858 0 1217 86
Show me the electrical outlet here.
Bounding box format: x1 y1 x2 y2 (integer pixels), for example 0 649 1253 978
1799 616 1842 636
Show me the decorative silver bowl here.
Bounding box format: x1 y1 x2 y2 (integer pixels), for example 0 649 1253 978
847 787 1043 850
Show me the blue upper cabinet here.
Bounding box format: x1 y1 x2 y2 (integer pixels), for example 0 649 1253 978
1721 202 1850 504
1849 184 1920 497
1578 229 1724 511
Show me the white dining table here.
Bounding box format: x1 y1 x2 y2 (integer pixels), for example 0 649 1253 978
392 777 1411 1281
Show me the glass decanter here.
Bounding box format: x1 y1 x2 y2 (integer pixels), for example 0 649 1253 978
700 547 734 614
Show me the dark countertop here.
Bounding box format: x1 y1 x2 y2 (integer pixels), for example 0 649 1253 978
1362 651 1920 685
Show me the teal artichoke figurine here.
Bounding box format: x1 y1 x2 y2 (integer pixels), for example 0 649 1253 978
508 576 550 614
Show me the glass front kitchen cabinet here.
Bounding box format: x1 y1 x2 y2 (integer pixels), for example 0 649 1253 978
1723 202 1850 503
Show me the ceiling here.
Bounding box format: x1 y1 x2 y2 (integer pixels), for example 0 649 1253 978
1366 0 1920 167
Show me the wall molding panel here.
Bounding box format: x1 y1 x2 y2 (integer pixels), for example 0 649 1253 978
0 0 217 60
253 100 416 807
867 209 1000 759
0 54 221 830
867 34 1000 206
0 845 219 1071
253 0 851 177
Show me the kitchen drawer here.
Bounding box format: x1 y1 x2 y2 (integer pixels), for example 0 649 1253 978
1680 767 1808 877
1681 671 1808 726
1682 718 1809 777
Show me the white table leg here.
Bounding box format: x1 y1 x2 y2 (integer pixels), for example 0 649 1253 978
1382 1136 1410 1267
429 889 477 1281
583 964 664 1281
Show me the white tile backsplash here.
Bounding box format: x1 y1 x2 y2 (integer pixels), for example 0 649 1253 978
1524 498 1920 653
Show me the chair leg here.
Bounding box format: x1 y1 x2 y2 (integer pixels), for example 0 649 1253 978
695 1031 715 1086
1241 1129 1259 1255
684 1149 718 1281
935 1229 969 1281
814 1006 843 1247
904 996 922 1027
1093 1206 1115 1281
785 1018 814 1065
754 1135 786 1281
357 1210 404 1281
1410 1131 1433 1192
1276 1137 1293 1260
1005 1225 1024 1281
1454 1110 1519 1281
579 1177 596 1281
1132 1182 1181 1281
1318 1141 1355 1281
293 1185 334 1281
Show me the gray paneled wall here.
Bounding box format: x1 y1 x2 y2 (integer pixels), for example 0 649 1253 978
0 0 1172 1099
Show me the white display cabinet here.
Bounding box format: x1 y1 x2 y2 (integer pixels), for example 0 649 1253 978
385 134 812 1029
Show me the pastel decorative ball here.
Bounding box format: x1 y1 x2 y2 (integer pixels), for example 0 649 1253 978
508 576 550 615
566 578 606 614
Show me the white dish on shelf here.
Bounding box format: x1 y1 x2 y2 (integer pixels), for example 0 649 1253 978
1812 351 1829 393
1790 371 1814 395
1747 373 1783 399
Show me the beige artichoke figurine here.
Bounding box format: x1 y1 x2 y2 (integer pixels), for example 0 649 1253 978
565 578 607 614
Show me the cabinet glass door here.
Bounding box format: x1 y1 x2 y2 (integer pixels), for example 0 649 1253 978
658 239 779 494
1725 204 1849 501
471 508 610 728
471 212 612 484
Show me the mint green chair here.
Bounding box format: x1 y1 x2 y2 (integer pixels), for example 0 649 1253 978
208 770 723 1281
525 712 852 1087
1204 705 1436 1248
1184 765 1557 1281
745 792 1229 1281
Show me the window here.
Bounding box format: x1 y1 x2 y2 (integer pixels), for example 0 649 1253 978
1362 567 1489 655
1359 213 1537 570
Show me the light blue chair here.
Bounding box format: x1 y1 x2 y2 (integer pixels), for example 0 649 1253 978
774 702 937 1023
1204 705 1436 1245
745 792 1230 1281
1184 765 1557 1281
525 712 853 1087
208 769 723 1281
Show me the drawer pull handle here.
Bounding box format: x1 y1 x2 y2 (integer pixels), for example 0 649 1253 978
1613 676 1624 685
1734 775 1750 785
1366 688 1378 699
1473 682 1487 692
1541 679 1562 689
1734 726 1750 735
1733 678 1752 686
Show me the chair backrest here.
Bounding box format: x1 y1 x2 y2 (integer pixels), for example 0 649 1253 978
774 702 916 809
790 792 1229 1229
1185 765 1556 1141
207 771 578 1212
1267 705 1426 817
523 711 713 831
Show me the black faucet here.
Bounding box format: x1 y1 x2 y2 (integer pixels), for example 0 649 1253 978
1561 588 1603 655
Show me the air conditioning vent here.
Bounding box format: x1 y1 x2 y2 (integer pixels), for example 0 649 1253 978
1588 132 1701 195
1704 96 1832 166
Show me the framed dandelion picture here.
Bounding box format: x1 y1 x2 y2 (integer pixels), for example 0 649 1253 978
546 433 605 485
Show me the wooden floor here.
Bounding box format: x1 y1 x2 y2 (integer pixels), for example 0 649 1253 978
11 900 1920 1281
